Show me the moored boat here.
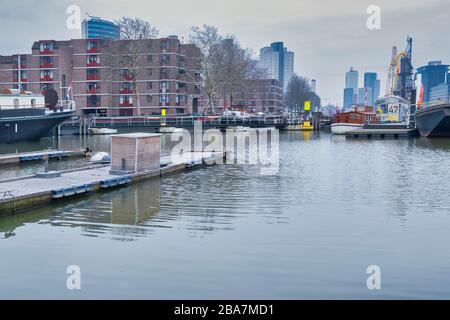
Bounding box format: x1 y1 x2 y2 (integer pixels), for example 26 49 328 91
415 102 450 137
0 89 75 143
331 106 379 135
89 127 118 135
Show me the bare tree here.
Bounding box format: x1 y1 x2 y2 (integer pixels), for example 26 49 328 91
219 39 265 109
112 17 159 116
115 17 159 40
190 26 268 114
285 74 320 114
190 25 226 114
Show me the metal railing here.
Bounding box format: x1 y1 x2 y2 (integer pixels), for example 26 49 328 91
91 114 288 128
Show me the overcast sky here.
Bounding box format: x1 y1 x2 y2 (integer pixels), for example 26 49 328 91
1 0 449 105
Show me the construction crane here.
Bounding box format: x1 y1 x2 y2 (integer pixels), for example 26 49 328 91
386 46 398 96
393 36 416 102
384 37 417 128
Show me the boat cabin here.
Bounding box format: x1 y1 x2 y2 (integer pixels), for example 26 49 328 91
334 106 379 125
0 89 45 110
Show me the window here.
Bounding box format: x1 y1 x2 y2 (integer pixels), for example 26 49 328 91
160 68 168 78
40 70 54 79
147 68 152 76
147 82 153 89
31 99 36 108
160 81 167 92
87 55 100 64
147 55 152 63
147 95 152 103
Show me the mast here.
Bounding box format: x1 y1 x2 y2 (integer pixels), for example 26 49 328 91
17 54 22 92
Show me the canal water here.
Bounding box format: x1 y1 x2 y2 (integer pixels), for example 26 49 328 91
2 132 450 299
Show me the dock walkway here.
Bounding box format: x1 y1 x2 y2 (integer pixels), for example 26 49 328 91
0 152 225 217
346 128 418 139
0 149 85 166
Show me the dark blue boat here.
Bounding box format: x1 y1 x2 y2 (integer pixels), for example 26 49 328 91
0 109 74 143
415 103 450 137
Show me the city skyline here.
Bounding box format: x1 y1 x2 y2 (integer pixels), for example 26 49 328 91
1 0 449 105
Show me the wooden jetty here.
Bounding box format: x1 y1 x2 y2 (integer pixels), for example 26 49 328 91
0 149 86 166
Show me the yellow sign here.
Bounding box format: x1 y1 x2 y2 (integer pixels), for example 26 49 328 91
304 101 311 111
161 109 166 116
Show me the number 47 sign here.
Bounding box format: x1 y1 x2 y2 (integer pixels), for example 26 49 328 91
387 104 399 122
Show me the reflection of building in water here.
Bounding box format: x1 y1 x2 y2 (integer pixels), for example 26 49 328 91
0 179 162 241
111 179 160 225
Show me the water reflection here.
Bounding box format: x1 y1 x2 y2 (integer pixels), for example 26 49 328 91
1 179 161 241
3 133 450 298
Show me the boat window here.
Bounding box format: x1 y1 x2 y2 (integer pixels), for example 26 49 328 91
31 99 36 108
14 99 19 109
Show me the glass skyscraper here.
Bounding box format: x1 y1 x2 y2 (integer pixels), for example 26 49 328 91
417 61 450 103
364 72 380 106
343 67 358 107
259 42 294 91
82 16 121 40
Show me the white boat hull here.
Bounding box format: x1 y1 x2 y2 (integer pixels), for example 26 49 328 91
89 128 118 135
331 123 364 135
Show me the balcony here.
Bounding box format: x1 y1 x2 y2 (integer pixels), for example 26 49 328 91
119 88 133 94
13 78 28 83
86 47 100 54
12 64 27 69
40 76 54 81
86 74 101 81
87 103 101 108
40 63 54 68
123 74 134 81
86 88 99 94
119 101 133 107
86 61 101 67
39 48 54 55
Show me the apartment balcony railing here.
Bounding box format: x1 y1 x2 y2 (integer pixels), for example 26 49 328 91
40 76 54 81
86 61 101 67
13 78 28 83
123 74 134 81
86 88 99 94
86 104 101 108
86 74 101 81
86 47 100 54
39 48 54 55
119 101 133 107
40 63 54 68
119 88 133 94
12 64 27 69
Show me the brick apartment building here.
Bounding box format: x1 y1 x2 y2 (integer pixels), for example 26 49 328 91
0 36 203 116
199 79 283 114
